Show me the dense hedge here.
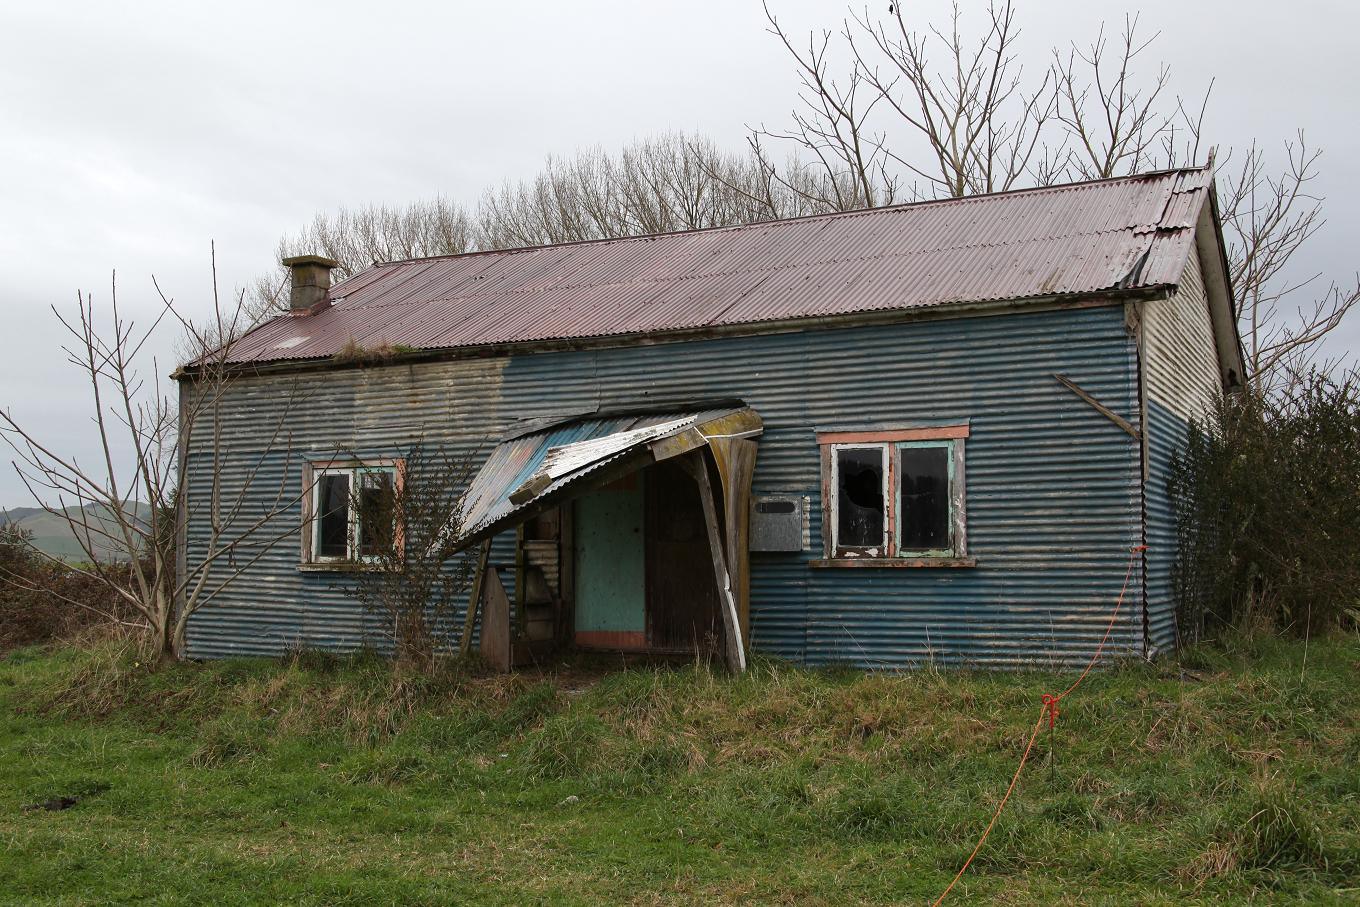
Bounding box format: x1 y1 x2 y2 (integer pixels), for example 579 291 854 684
1171 369 1360 640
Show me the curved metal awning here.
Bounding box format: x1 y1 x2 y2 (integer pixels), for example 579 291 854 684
451 405 763 552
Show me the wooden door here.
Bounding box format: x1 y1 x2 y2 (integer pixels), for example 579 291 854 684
572 475 646 649
645 460 724 653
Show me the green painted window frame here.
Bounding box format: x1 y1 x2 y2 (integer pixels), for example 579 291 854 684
894 439 958 558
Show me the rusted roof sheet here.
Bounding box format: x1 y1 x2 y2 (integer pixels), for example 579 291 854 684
227 167 1213 364
455 407 760 549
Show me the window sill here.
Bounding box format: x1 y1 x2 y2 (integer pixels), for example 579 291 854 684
809 557 977 569
296 561 387 573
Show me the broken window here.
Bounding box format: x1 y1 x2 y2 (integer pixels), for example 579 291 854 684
820 428 968 562
316 473 351 559
897 442 952 555
357 470 396 557
834 445 886 552
308 463 398 563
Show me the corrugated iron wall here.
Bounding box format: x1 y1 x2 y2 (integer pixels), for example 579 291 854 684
1141 251 1222 654
185 303 1145 668
1145 401 1186 654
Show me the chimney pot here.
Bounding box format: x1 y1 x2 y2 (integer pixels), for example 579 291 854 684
281 255 339 314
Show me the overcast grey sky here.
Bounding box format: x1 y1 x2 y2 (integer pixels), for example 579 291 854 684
1 0 1355 506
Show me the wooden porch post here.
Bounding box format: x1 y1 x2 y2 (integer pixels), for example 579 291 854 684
681 450 747 673
706 437 758 648
478 567 513 673
460 539 493 657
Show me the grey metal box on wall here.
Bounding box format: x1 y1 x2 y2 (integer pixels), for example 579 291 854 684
750 495 809 552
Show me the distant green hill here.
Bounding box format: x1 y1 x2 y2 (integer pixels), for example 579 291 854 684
1 502 151 563
0 506 45 525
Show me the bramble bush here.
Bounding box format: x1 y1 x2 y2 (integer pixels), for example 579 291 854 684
0 525 138 651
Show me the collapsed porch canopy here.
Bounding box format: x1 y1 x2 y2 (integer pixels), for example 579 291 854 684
454 404 764 551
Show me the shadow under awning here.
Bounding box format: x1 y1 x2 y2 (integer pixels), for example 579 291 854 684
452 405 763 552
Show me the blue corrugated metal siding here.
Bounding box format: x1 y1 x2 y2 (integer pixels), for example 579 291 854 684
1144 401 1188 654
182 355 526 658
185 303 1143 668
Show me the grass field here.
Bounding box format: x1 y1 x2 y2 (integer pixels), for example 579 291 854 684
1 634 1357 905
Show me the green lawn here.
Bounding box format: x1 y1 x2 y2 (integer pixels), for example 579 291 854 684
1 635 1357 905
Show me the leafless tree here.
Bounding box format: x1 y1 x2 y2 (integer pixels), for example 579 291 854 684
1216 137 1360 390
249 3 1353 390
758 2 1202 202
253 133 827 316
864 0 1056 197
476 146 622 248
253 196 477 317
748 2 899 209
1053 15 1208 180
755 1 1057 202
345 441 477 669
0 251 309 661
759 1 1353 389
476 132 824 246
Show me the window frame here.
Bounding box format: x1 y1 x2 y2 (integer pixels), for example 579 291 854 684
300 458 404 568
312 467 356 563
828 442 889 556
354 467 399 560
894 439 956 559
815 426 972 568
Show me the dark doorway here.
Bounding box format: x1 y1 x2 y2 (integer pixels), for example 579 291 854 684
644 460 724 653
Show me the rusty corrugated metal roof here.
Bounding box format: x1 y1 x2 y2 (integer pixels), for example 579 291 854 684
226 167 1213 365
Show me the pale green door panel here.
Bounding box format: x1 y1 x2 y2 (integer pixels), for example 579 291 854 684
573 477 645 633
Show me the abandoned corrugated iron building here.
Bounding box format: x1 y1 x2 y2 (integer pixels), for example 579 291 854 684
180 166 1243 669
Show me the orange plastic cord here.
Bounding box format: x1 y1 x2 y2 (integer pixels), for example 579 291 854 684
929 544 1147 906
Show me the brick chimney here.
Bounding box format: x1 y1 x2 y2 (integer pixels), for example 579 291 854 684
281 255 339 314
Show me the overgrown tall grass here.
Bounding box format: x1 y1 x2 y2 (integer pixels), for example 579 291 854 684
2 633 1357 904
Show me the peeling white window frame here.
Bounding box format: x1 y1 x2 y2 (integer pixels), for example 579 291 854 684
829 443 890 557
301 458 403 566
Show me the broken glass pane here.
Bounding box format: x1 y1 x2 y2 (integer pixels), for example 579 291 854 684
358 470 395 557
317 473 350 559
899 444 950 552
836 446 885 549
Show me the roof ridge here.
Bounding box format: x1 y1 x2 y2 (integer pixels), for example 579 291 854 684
349 165 1210 275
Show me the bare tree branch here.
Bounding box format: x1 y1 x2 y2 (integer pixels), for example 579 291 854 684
1215 135 1359 390
1 248 311 661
